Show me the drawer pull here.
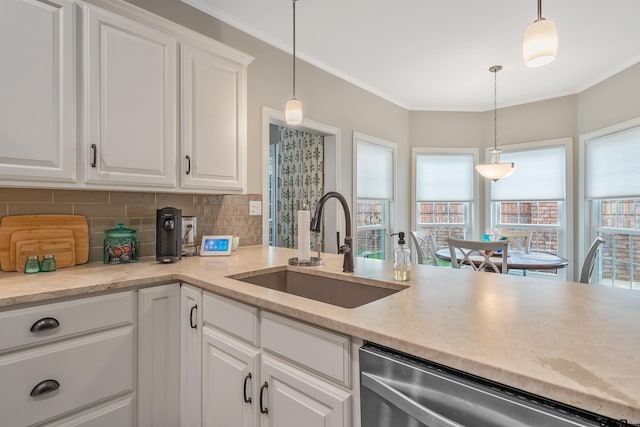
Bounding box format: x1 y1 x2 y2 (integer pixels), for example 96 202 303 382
30 379 60 397
190 304 198 329
243 373 252 404
259 382 268 414
30 317 60 333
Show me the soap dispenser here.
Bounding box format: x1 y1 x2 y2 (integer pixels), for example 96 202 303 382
391 232 411 281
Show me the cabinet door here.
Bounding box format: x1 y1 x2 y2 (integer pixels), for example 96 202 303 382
180 42 249 193
84 4 177 188
181 284 202 427
0 0 76 184
261 354 350 427
202 326 259 427
138 284 180 427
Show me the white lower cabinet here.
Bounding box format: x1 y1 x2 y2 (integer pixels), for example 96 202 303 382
202 326 260 427
138 283 180 427
181 284 203 427
0 291 135 426
201 291 353 427
260 354 351 427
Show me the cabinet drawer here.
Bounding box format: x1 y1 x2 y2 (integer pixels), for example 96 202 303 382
0 326 134 427
203 292 258 345
261 312 351 387
0 291 134 352
42 396 133 427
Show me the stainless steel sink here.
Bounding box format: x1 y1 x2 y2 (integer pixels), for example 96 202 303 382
228 268 407 308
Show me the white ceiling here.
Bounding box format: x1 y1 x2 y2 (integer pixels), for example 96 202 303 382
182 0 640 111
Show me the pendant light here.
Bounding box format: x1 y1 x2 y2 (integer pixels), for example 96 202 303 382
475 65 516 181
522 0 558 67
285 0 303 125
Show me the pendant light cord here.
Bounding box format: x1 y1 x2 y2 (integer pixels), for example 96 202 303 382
489 66 502 151
292 0 297 99
537 0 543 22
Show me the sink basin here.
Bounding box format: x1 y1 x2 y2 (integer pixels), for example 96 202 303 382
228 268 407 309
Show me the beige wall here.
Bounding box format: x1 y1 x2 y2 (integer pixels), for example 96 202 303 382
578 62 640 134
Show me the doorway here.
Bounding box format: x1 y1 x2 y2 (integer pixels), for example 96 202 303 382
261 107 341 253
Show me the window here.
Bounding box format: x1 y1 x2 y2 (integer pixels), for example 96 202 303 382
489 139 571 279
412 148 478 249
354 133 396 260
584 122 640 289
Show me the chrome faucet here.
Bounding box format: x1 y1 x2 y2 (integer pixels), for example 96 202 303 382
310 191 354 272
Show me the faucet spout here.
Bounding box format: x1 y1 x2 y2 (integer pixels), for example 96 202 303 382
310 191 354 272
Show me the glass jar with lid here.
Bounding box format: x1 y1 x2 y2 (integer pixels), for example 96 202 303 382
24 255 40 274
104 224 139 264
40 254 56 272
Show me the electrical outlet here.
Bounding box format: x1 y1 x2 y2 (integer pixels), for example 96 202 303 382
182 216 197 245
249 201 262 216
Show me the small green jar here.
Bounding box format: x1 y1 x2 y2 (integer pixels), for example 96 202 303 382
40 254 57 272
24 255 40 274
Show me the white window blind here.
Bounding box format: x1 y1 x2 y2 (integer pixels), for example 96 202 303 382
491 146 566 201
357 141 393 199
585 125 640 199
416 154 474 202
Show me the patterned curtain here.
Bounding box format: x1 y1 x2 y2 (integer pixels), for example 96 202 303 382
275 127 324 248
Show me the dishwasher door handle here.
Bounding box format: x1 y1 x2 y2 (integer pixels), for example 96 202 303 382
361 372 464 427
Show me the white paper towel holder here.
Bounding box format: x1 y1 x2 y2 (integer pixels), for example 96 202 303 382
288 256 323 266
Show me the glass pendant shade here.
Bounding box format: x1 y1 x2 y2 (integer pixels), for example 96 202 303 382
523 18 558 67
285 98 303 125
475 150 516 181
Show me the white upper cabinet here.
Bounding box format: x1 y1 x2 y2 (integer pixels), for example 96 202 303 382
180 41 251 193
83 3 177 188
0 0 76 185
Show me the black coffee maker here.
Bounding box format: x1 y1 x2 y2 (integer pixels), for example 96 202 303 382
156 207 182 263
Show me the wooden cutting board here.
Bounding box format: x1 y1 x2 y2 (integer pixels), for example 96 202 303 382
0 215 89 272
15 238 76 272
10 229 75 269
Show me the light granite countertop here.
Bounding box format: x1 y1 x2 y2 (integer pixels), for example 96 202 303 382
1 245 638 422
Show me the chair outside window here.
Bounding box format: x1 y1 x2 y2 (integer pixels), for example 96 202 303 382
410 230 438 266
580 236 605 284
499 229 532 253
447 238 509 274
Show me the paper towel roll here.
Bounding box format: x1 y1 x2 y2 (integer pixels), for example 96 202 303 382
297 210 311 261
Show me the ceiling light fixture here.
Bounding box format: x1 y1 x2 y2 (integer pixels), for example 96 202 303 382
285 0 303 125
475 65 516 181
522 0 558 67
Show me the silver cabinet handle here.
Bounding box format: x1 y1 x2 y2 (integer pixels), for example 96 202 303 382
90 144 97 168
30 379 60 398
30 317 60 333
361 372 463 427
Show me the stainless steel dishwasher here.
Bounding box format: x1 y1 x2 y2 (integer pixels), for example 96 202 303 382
360 343 636 427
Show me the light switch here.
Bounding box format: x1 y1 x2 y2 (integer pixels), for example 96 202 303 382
249 201 262 216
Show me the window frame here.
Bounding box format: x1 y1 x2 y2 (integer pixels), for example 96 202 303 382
485 137 573 280
411 147 479 246
353 132 397 260
580 117 640 287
